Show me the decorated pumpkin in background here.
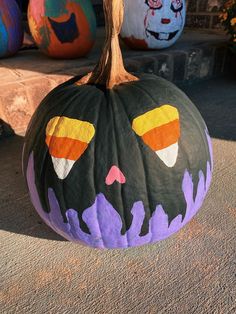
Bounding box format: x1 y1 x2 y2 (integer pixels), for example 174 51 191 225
28 0 96 59
0 0 23 58
120 0 186 50
23 0 212 249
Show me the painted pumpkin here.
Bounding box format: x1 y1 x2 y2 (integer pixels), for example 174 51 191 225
28 0 96 59
120 0 186 50
23 0 213 249
0 0 23 58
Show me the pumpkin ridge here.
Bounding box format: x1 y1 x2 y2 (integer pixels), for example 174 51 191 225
67 87 101 232
124 81 188 224
166 85 211 197
89 91 106 246
109 92 132 243
44 87 95 224
114 87 154 236
90 196 106 248
128 78 210 200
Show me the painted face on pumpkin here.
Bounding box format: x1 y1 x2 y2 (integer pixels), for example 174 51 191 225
46 104 180 180
144 0 184 43
121 0 186 49
24 75 212 248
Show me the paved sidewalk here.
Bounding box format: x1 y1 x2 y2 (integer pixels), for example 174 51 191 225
0 78 236 314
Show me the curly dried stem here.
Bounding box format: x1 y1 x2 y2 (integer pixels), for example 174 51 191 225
77 0 138 89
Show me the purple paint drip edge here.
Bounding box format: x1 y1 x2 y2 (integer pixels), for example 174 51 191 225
26 129 213 249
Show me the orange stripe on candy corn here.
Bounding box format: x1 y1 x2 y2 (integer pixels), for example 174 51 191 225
132 105 179 136
142 119 180 151
46 136 88 160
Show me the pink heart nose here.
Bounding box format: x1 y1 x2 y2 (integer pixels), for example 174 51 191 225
105 166 126 185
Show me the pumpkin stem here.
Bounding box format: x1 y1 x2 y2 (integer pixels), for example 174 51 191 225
77 0 138 89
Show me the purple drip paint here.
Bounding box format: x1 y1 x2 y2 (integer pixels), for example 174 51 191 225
26 130 213 249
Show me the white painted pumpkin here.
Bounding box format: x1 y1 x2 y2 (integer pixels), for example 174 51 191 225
121 0 186 50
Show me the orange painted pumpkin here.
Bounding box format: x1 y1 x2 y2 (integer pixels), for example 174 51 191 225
28 0 96 59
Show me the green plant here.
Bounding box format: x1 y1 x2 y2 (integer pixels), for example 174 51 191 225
220 0 236 53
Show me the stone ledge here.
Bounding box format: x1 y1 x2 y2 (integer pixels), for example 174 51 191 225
0 29 232 136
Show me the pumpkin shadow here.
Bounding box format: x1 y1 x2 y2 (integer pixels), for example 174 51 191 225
0 135 65 241
180 76 236 141
0 119 15 138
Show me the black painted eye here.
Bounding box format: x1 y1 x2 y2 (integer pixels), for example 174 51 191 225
171 0 183 12
145 0 163 10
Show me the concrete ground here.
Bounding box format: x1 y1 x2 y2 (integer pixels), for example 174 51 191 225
0 77 236 313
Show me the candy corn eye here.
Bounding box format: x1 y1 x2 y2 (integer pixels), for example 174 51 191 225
46 116 95 179
132 105 180 167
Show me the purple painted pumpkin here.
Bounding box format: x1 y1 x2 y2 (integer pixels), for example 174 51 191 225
0 0 23 58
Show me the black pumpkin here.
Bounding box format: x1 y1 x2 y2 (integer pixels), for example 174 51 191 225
23 0 213 249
